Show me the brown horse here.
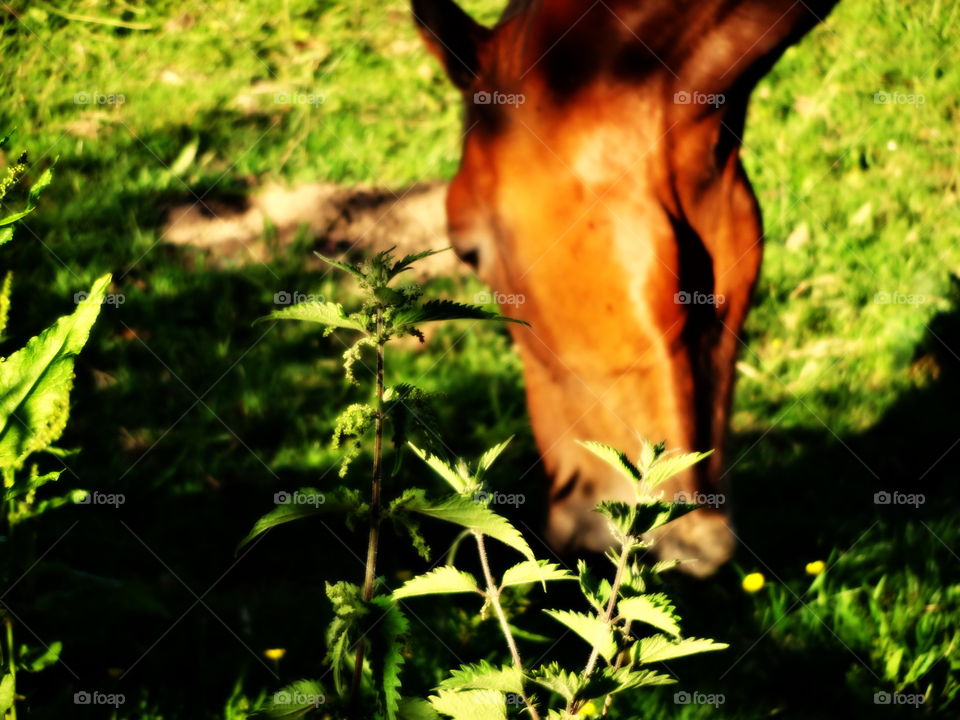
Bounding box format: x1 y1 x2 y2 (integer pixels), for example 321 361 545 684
412 0 837 575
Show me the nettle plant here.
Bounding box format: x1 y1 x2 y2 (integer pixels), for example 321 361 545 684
244 249 726 720
0 137 110 717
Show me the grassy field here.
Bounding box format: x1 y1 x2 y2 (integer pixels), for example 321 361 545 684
2 0 959 717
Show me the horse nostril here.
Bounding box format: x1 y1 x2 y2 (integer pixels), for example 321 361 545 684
457 247 480 268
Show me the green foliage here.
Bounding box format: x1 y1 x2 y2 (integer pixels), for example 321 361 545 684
0 143 108 718
248 248 724 719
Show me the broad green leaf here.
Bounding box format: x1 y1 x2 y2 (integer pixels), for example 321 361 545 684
644 450 713 488
501 560 575 589
429 688 507 720
314 251 365 281
393 300 528 331
393 566 480 600
408 444 473 494
580 441 643 483
0 673 13 714
617 594 680 637
403 493 534 561
0 273 110 470
237 488 359 551
543 610 616 662
260 301 364 332
633 636 728 664
253 679 326 719
439 661 524 695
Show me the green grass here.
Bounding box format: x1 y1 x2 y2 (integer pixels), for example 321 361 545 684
1 0 959 717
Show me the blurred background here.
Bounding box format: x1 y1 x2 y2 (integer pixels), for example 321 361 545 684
1 0 959 717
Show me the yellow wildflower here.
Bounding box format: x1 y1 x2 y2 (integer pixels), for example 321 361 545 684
264 648 286 661
742 572 765 593
805 560 826 576
577 700 599 716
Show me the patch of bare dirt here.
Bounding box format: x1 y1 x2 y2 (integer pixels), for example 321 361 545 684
162 180 462 276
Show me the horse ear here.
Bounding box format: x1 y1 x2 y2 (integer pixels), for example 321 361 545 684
411 0 491 89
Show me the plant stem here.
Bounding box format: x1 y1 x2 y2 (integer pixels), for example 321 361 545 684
5 616 15 720
567 537 632 717
350 312 387 709
473 531 541 720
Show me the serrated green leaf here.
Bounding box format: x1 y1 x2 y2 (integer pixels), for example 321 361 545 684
260 301 364 332
644 450 713 488
439 661 524 695
529 663 581 702
501 560 575 589
601 667 675 692
314 251 365 281
0 274 110 471
476 437 513 479
237 488 359 552
393 566 480 600
403 493 534 561
393 300 529 331
633 636 728 664
631 499 698 534
577 559 612 613
253 679 326 719
408 444 473 494
389 249 449 278
595 501 636 539
544 610 616 662
371 596 408 720
429 688 507 720
580 441 643 483
617 594 680 637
